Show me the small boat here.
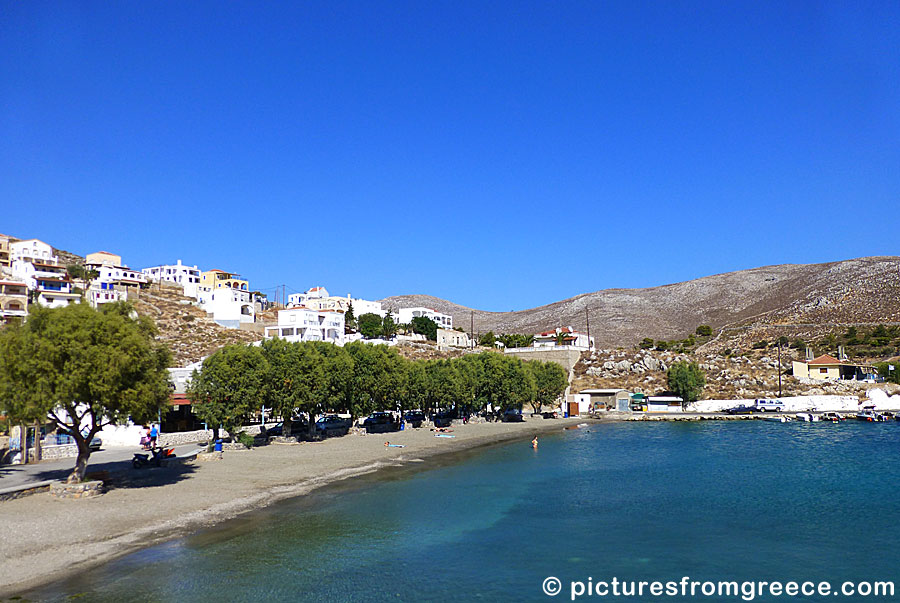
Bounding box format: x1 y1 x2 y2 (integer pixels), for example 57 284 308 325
821 412 844 423
763 416 792 423
854 410 887 422
794 413 819 422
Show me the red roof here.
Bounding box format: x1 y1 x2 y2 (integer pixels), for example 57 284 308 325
0 280 27 287
169 393 192 406
808 354 840 365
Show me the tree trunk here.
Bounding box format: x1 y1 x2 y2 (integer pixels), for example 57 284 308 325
308 411 317 440
68 442 91 484
211 425 220 443
284 418 292 437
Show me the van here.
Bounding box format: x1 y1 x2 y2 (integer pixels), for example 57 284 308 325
755 398 784 413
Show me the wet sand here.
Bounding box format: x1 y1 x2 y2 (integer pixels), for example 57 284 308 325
0 416 591 597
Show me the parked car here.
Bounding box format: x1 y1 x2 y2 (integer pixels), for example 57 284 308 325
266 417 308 437
501 408 525 422
315 415 352 437
363 412 400 434
403 410 426 428
88 435 102 451
432 410 455 428
725 405 759 415
542 410 559 419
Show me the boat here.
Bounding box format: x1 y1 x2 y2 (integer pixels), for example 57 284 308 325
763 416 792 423
794 413 820 422
821 412 844 423
854 410 888 422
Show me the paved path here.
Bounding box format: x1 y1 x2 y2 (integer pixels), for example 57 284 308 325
0 444 204 491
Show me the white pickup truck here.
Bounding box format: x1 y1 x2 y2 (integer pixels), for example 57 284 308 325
755 398 784 412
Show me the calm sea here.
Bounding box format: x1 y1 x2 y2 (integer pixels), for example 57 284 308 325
30 421 900 602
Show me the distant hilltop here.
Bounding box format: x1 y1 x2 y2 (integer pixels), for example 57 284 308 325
381 256 900 348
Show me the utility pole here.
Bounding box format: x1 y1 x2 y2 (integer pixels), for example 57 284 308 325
470 311 474 348
777 341 782 398
585 307 590 347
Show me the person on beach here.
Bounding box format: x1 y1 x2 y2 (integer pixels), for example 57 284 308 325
532 436 538 449
140 425 150 450
149 424 159 449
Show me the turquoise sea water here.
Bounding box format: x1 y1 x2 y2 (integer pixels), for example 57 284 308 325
31 421 900 602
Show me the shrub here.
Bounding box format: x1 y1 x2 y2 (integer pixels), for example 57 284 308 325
752 340 769 349
237 431 255 449
695 325 712 337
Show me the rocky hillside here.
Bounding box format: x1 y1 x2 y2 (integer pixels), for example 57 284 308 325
573 348 900 401
132 283 262 366
381 256 900 348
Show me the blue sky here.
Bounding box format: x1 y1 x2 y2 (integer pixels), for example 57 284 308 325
2 2 898 311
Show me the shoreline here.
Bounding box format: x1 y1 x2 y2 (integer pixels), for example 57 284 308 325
1 416 592 597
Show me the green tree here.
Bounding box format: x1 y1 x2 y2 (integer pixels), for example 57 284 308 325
640 337 655 349
478 331 496 347
0 302 171 483
666 361 706 407
344 302 357 334
382 311 397 340
358 313 383 339
695 325 713 337
527 360 569 414
344 342 404 419
411 316 438 341
188 344 267 442
306 341 354 437
260 339 320 437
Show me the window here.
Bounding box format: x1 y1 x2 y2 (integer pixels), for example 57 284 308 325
820 368 828 374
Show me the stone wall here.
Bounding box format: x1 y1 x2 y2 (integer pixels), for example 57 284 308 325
39 443 79 460
50 480 104 499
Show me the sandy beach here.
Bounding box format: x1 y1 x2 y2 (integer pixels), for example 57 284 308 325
0 416 590 597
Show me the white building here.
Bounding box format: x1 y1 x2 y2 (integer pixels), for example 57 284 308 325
533 326 594 351
437 328 470 348
287 286 385 318
87 282 127 308
10 239 57 265
264 307 345 345
11 259 80 308
396 307 452 329
84 255 148 288
207 287 255 329
142 260 202 298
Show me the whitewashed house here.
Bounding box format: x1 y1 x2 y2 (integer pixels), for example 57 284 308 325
396 307 453 329
207 287 255 329
11 259 80 308
437 328 470 348
533 326 594 351
264 307 345 345
9 239 57 265
142 260 202 299
84 253 148 289
288 286 385 317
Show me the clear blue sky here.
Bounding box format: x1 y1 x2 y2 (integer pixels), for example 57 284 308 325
2 2 898 311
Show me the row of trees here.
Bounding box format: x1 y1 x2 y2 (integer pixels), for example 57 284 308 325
188 341 569 440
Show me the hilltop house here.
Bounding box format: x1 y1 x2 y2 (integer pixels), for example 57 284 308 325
142 260 202 298
396 307 452 329
0 280 28 322
288 286 385 317
199 269 248 299
264 307 345 345
84 253 148 290
206 287 256 329
11 259 80 308
9 239 57 265
792 354 879 382
534 326 594 351
0 234 14 272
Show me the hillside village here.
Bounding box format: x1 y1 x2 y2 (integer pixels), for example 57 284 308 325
2 232 899 434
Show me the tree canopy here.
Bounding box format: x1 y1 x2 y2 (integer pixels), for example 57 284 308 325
666 361 706 407
0 302 171 482
411 316 438 341
358 313 383 339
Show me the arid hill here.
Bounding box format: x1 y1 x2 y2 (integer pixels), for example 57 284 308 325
381 256 900 348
